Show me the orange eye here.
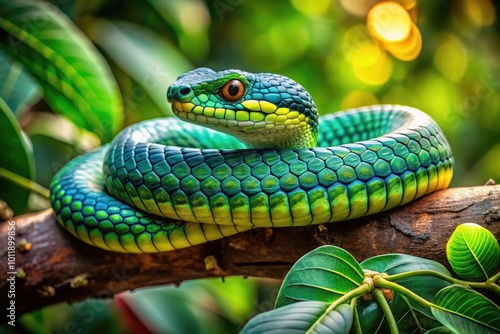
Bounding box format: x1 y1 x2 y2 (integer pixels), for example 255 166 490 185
219 79 245 102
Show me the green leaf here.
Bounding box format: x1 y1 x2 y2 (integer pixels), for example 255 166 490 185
179 277 257 324
145 0 210 62
0 50 41 116
240 301 353 334
107 62 166 125
0 0 123 142
361 254 452 277
19 299 125 334
116 277 258 334
359 254 452 333
0 99 34 214
431 285 500 334
446 223 500 281
275 246 364 308
117 287 207 334
425 326 457 334
24 112 99 188
84 19 191 119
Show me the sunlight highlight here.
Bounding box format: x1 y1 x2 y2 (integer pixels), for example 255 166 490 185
367 1 422 61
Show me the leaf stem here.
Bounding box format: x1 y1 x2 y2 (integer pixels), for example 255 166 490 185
374 276 432 309
350 296 362 334
306 283 372 334
385 270 500 295
0 166 50 199
400 295 423 332
372 288 399 334
490 271 500 284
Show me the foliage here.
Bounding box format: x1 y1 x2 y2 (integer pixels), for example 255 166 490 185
242 302 353 334
242 223 500 333
0 0 122 142
0 0 498 332
113 277 258 334
0 98 34 213
446 223 500 281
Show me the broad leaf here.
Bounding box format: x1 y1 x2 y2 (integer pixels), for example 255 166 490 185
178 277 256 325
106 62 168 126
446 223 500 281
19 299 125 334
0 99 34 214
241 301 353 334
146 0 210 61
0 50 41 117
359 254 452 333
117 287 214 334
361 254 452 275
431 285 500 334
425 326 457 334
116 277 257 334
24 112 99 187
84 19 191 121
275 246 364 308
0 0 123 142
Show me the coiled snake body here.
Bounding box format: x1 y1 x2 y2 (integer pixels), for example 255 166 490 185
50 68 454 253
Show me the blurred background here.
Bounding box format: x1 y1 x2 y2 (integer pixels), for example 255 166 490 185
1 0 499 332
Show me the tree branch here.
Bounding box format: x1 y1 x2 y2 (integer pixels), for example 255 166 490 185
1 184 499 314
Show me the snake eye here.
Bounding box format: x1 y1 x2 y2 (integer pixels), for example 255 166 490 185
219 79 245 102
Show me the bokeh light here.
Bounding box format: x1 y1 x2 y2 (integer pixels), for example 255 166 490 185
341 90 380 109
367 1 422 61
461 0 496 27
383 22 422 61
290 0 331 16
340 0 380 17
434 34 468 82
351 43 393 85
368 2 412 42
397 0 418 21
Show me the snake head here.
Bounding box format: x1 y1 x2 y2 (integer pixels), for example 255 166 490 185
167 67 318 149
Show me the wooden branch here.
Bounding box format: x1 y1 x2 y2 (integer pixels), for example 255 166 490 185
1 184 499 314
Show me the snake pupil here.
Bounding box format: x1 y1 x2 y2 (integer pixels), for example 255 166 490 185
219 79 245 101
228 83 239 96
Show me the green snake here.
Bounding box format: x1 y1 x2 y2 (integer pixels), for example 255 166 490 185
49 68 454 253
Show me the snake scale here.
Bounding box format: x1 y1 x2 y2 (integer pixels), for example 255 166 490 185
49 68 454 253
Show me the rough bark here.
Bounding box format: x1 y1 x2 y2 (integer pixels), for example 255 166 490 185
1 184 499 314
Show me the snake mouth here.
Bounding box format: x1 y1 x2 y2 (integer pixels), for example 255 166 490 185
171 100 308 131
169 93 316 148
170 101 265 132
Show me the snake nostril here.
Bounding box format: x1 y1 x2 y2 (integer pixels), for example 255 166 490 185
179 86 191 96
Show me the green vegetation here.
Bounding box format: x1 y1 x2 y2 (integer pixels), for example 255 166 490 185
0 0 498 332
242 223 500 333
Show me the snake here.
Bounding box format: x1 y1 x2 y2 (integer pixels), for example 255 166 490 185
49 68 454 253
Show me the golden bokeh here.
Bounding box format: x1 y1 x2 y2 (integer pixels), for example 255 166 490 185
434 34 468 82
383 22 422 61
461 0 496 27
367 1 422 61
341 90 380 109
368 2 412 42
340 0 418 20
290 0 331 16
351 43 393 85
393 0 418 21
340 0 380 17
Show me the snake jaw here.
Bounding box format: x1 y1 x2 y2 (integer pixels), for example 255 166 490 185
167 68 319 149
